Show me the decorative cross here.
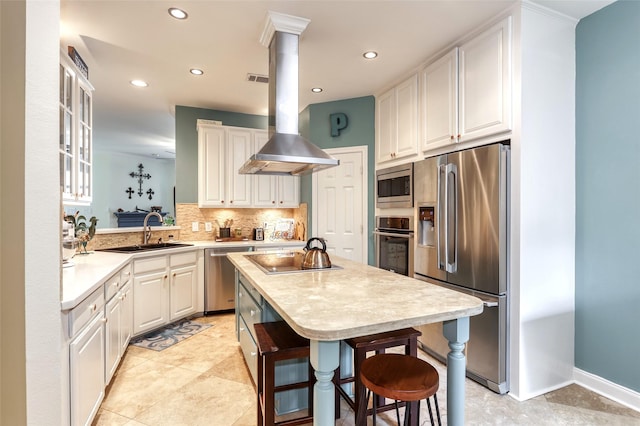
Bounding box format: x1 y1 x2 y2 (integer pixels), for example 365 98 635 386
129 163 151 197
146 188 155 200
125 187 135 199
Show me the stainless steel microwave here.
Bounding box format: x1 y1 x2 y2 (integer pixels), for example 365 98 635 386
376 163 413 208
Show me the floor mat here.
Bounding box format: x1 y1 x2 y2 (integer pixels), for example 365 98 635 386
130 319 212 351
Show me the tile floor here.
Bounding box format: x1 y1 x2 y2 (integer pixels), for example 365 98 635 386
94 314 640 425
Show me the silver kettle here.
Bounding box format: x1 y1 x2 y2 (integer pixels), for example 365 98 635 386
301 237 332 269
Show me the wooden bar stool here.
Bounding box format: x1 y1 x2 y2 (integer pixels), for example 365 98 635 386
358 353 441 426
336 328 421 424
254 321 315 426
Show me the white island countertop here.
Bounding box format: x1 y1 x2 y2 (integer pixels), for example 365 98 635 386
227 251 483 341
228 251 483 425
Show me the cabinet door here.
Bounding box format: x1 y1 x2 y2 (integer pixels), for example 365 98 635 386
76 81 93 203
170 263 197 320
227 128 252 207
422 49 459 151
198 125 226 207
60 62 75 202
277 175 300 207
394 74 419 159
120 283 133 354
133 270 168 335
69 313 105 426
105 296 121 383
459 17 512 142
253 130 278 207
376 88 396 163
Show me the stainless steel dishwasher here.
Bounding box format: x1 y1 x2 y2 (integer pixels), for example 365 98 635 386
204 246 253 314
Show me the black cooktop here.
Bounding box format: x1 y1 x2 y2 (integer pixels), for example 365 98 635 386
246 251 342 275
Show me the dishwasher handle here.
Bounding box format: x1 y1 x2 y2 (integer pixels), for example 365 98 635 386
208 247 254 256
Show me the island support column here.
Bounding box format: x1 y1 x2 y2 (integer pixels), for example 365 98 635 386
443 317 470 426
309 339 340 425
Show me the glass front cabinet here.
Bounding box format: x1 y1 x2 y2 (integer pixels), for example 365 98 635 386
60 51 94 205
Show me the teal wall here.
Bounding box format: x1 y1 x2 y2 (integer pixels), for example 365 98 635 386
575 0 640 392
174 105 267 203
299 96 376 265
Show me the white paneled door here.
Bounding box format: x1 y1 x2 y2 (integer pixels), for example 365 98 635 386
312 147 367 263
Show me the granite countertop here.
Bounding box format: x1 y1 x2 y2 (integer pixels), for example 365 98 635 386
61 239 306 311
227 252 484 341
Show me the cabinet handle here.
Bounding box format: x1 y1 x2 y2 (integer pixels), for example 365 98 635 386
250 351 257 357
457 134 461 140
450 135 455 140
230 200 233 204
221 200 224 203
89 304 96 312
164 274 168 279
102 318 108 324
272 201 276 204
250 309 256 317
173 273 176 277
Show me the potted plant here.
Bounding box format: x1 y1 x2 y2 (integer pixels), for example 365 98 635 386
64 212 98 254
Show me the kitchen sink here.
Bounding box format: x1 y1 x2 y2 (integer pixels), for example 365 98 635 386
97 242 194 253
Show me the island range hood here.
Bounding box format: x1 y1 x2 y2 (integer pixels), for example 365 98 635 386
239 12 339 176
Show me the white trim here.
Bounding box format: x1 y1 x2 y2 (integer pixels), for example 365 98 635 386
312 146 368 264
260 11 310 47
574 368 640 413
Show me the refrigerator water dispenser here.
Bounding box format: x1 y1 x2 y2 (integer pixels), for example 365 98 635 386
418 206 435 246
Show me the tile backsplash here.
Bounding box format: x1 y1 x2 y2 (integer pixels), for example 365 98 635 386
176 203 308 241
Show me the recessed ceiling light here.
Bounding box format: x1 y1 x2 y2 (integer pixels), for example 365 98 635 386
363 51 378 59
311 87 323 93
190 68 204 76
130 79 148 88
168 7 188 20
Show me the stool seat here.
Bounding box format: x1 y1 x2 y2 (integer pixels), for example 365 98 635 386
360 353 439 401
359 353 441 426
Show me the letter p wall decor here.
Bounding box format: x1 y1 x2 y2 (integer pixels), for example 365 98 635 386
330 113 348 137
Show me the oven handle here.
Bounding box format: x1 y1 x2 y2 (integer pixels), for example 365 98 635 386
373 231 414 239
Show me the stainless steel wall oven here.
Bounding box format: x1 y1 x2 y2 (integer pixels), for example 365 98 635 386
373 216 414 276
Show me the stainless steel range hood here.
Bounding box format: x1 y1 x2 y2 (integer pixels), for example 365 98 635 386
239 12 339 176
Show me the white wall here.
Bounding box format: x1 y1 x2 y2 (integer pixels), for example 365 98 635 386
509 2 577 400
0 0 63 424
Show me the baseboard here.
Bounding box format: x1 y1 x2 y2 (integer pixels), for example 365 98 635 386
574 368 640 413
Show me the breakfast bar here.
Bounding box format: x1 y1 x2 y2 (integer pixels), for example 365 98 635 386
227 252 484 426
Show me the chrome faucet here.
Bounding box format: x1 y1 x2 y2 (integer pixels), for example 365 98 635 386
143 212 164 244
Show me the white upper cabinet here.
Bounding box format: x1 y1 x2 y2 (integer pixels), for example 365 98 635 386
421 49 459 150
226 128 252 207
421 17 512 152
376 74 419 164
198 124 226 207
458 16 512 143
60 52 94 205
252 130 300 208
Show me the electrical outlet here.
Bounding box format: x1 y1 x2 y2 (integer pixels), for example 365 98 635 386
192 222 199 232
263 221 268 229
205 222 212 232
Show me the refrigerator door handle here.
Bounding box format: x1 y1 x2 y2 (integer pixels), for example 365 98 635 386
483 301 499 308
437 164 446 270
445 163 458 273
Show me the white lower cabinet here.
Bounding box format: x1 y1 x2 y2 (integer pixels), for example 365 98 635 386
105 280 132 383
69 299 105 426
133 250 198 336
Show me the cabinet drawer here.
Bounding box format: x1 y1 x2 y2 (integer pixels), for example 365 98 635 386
134 256 167 274
104 272 121 302
239 283 263 333
238 273 262 305
120 263 132 285
170 250 197 267
69 287 105 338
238 316 258 384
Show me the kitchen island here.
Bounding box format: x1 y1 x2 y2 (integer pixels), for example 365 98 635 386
227 252 484 426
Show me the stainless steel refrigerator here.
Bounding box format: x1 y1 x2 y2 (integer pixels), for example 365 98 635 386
413 142 509 394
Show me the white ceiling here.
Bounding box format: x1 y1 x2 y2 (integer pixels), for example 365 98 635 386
60 0 614 160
